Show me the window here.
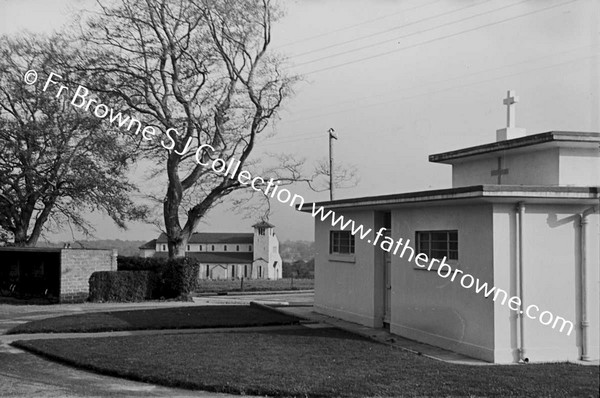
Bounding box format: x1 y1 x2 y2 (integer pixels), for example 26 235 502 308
231 266 236 277
329 231 355 254
249 245 252 251
416 230 458 260
236 245 240 252
199 245 203 251
186 245 190 251
244 265 248 278
211 245 215 251
224 245 227 251
258 227 265 235
206 265 210 278
258 266 262 278
162 244 166 251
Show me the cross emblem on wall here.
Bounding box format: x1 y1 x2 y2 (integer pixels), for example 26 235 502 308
491 157 509 184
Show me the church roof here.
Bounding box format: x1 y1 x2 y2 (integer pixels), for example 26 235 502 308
252 221 275 228
299 185 600 211
185 252 253 264
155 232 253 244
139 239 157 250
429 131 600 163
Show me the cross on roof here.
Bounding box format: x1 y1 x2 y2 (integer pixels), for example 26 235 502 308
491 157 509 184
503 90 519 128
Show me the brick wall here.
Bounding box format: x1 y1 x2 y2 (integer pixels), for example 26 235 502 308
60 249 117 303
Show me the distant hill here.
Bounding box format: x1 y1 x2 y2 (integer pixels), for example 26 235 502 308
283 258 314 279
279 240 315 263
37 240 147 257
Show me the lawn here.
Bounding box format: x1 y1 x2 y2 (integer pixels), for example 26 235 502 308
6 305 300 334
195 278 313 293
13 327 599 397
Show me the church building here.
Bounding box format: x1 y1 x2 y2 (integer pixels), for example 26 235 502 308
302 91 599 363
139 221 282 280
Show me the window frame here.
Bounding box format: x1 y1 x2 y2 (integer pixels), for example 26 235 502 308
329 230 355 255
415 230 458 263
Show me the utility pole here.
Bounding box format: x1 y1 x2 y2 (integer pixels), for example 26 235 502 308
328 128 337 201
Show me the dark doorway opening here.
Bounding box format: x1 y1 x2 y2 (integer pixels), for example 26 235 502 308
0 250 60 303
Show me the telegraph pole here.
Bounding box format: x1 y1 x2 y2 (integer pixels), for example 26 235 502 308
328 128 337 201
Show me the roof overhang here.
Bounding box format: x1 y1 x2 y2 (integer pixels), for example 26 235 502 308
298 185 600 212
0 247 63 253
429 131 600 164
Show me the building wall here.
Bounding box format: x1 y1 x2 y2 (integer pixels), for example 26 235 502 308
391 204 496 362
253 228 282 280
185 243 253 252
314 210 381 327
267 234 282 280
492 203 600 363
452 148 559 187
451 146 599 188
199 263 252 280
60 249 116 303
139 249 155 258
558 147 600 186
156 243 253 253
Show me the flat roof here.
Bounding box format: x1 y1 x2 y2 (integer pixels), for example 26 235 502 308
0 247 63 253
156 232 253 244
298 185 600 211
429 131 600 163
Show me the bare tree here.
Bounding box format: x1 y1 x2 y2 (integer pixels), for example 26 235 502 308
76 0 298 257
0 34 146 246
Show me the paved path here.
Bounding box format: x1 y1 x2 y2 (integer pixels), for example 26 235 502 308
0 343 231 398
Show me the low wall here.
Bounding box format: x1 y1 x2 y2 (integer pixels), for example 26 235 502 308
60 249 117 303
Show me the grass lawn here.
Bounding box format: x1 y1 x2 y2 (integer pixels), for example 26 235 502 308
13 327 599 397
195 278 313 293
6 305 300 334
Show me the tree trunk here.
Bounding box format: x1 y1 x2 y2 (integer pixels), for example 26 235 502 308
168 235 188 259
13 226 31 247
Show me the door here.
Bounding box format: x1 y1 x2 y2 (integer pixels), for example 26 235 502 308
383 230 392 325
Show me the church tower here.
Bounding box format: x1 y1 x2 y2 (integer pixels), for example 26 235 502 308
252 221 282 280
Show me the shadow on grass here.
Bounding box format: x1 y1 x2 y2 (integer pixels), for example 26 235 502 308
7 305 301 335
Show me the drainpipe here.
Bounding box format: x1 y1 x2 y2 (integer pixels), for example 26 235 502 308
516 202 528 363
579 205 598 361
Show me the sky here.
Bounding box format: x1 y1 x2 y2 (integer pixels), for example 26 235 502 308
1 0 598 243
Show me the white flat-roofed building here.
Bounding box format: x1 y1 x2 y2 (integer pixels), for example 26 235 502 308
302 128 599 364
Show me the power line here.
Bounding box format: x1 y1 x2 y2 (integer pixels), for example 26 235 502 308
300 0 580 75
274 0 442 49
288 0 494 60
277 52 597 128
293 0 529 68
288 44 595 116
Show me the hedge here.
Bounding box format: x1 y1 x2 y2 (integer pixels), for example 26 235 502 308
90 257 199 302
117 256 166 272
89 271 156 302
156 258 199 298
